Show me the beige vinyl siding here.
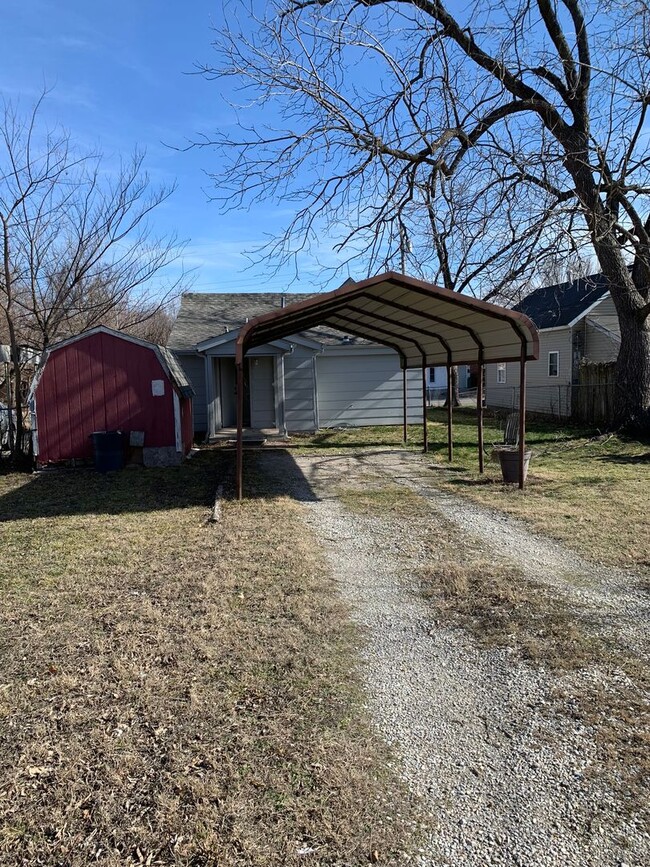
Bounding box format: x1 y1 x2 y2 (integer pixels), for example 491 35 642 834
316 351 422 427
570 295 619 364
583 321 620 363
284 347 318 432
587 295 619 333
176 353 207 432
486 329 573 417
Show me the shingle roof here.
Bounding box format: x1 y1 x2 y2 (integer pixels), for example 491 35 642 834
168 292 370 351
158 345 195 399
513 273 610 329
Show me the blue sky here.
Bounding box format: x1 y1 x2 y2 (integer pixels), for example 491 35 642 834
1 0 345 295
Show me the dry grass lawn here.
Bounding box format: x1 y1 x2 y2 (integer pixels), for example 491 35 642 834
293 410 650 573
419 518 650 827
314 466 649 826
0 453 415 866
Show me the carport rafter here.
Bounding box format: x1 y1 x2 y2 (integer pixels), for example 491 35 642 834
234 273 538 499
334 301 457 459
323 311 430 452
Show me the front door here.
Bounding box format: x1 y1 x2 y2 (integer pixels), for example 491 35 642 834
249 357 275 428
218 357 275 429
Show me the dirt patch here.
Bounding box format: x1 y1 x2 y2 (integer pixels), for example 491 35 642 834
0 454 416 865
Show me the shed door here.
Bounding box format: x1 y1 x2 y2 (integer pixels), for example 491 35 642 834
249 357 276 428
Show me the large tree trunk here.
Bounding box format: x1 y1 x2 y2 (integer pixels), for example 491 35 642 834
566 151 650 432
612 304 650 431
588 239 650 431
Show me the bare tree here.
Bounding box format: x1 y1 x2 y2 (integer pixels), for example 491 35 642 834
0 97 187 457
202 0 650 430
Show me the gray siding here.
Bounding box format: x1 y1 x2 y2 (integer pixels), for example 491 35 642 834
176 353 207 432
316 352 423 427
284 347 317 432
486 329 573 417
249 357 276 428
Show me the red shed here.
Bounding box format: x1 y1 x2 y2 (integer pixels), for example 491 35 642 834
29 327 195 468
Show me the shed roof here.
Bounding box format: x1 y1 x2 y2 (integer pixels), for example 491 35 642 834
237 273 539 368
36 326 194 399
513 273 610 329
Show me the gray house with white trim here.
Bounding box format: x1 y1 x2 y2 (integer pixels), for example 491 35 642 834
486 274 620 417
169 292 424 439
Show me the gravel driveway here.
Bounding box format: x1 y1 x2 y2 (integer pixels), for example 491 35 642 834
257 448 649 867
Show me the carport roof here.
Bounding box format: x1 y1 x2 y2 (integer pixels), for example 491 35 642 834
237 272 539 368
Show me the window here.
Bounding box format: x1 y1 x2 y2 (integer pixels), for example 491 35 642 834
496 363 507 384
428 367 437 384
548 351 560 377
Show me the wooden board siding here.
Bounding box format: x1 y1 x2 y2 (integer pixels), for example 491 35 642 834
316 352 423 427
35 331 179 463
176 353 208 432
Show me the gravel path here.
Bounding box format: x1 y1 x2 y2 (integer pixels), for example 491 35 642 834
258 449 649 867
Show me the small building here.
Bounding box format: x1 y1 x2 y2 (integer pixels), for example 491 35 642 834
170 292 424 439
30 327 194 467
486 273 619 418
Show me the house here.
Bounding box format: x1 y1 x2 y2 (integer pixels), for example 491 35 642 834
168 292 425 439
427 364 476 399
29 327 194 467
486 273 619 417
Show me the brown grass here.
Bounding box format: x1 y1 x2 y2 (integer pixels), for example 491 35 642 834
337 481 430 518
419 522 650 827
291 411 650 573
0 454 417 865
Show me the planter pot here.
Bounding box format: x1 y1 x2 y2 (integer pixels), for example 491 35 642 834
496 448 532 484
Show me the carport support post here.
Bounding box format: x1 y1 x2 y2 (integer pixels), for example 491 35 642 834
236 347 245 501
446 362 453 462
402 365 408 443
518 346 527 490
477 350 484 474
421 363 428 452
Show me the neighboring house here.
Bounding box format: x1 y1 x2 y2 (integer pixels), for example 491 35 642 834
169 292 424 439
486 273 620 417
428 364 476 397
30 327 194 467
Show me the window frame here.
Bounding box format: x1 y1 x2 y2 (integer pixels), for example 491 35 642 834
548 351 560 378
496 363 507 384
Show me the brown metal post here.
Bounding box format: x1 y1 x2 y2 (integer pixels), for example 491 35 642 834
402 365 408 442
421 362 428 452
446 363 453 462
519 345 527 490
235 345 245 501
477 351 484 473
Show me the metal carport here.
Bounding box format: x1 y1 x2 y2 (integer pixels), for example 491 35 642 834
235 272 539 497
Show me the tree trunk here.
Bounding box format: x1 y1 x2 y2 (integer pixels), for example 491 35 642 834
6 323 25 461
443 365 462 408
612 308 650 431
564 152 650 432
